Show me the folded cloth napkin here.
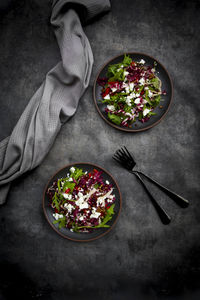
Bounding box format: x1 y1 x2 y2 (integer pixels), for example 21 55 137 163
0 0 111 205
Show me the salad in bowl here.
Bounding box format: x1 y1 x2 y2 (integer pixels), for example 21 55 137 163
97 54 166 128
46 166 116 233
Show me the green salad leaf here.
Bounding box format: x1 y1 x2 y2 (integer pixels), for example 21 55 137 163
108 113 121 125
72 167 84 181
52 192 60 211
63 181 75 193
122 54 132 66
151 77 160 90
53 215 66 229
77 204 116 230
95 204 115 228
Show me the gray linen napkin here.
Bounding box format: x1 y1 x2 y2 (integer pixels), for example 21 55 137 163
0 0 111 205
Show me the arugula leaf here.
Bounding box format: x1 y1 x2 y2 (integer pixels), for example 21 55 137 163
152 95 161 106
63 181 75 193
108 68 124 82
151 77 160 90
108 113 121 125
57 179 61 192
52 192 60 211
148 111 156 116
72 168 83 181
96 204 115 228
122 54 132 66
94 183 99 189
77 204 116 230
53 215 66 229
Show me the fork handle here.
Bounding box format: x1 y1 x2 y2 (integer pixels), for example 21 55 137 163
133 172 171 225
134 171 189 208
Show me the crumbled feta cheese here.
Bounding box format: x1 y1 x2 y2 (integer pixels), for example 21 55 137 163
90 208 101 219
85 171 88 174
139 77 145 85
68 177 73 182
148 90 153 98
139 59 145 64
79 216 84 221
70 167 75 173
97 189 113 207
70 229 74 232
104 94 110 100
76 196 89 210
64 203 74 213
144 87 149 90
78 192 83 197
143 108 150 116
53 213 63 220
134 98 141 104
129 92 135 99
125 86 130 93
111 87 117 92
124 71 129 76
126 97 132 106
129 82 134 91
62 193 72 200
135 93 140 97
106 180 110 185
107 105 115 111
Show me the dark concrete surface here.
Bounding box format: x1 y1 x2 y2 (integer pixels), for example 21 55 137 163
0 0 200 299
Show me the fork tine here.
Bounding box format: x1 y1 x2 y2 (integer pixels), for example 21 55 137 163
120 147 131 161
123 146 134 161
114 152 127 163
113 153 125 162
112 156 123 165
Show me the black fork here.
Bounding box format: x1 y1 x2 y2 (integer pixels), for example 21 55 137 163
113 146 189 224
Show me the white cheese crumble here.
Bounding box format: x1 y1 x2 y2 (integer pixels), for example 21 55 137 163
76 196 89 210
111 87 117 92
68 177 73 182
139 77 145 85
62 193 72 200
139 59 145 64
135 93 140 97
53 213 63 220
97 189 113 207
104 94 110 100
143 108 150 116
148 90 153 98
144 87 149 90
124 71 129 76
70 167 75 173
106 180 110 185
129 82 134 91
90 208 101 219
126 97 132 106
64 203 74 213
134 98 141 104
107 105 115 111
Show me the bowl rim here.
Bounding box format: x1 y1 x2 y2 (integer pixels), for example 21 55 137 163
93 51 173 132
42 162 122 242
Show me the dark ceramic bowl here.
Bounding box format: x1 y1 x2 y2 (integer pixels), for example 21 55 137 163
43 163 122 242
93 52 173 132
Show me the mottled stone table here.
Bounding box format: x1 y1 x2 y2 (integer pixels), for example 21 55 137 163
0 0 200 299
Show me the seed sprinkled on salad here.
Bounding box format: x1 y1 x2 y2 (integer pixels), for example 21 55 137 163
97 54 166 127
47 167 116 232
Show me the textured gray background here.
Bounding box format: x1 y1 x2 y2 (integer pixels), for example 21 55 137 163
0 0 200 299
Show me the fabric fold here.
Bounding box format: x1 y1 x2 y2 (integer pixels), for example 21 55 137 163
0 0 111 205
